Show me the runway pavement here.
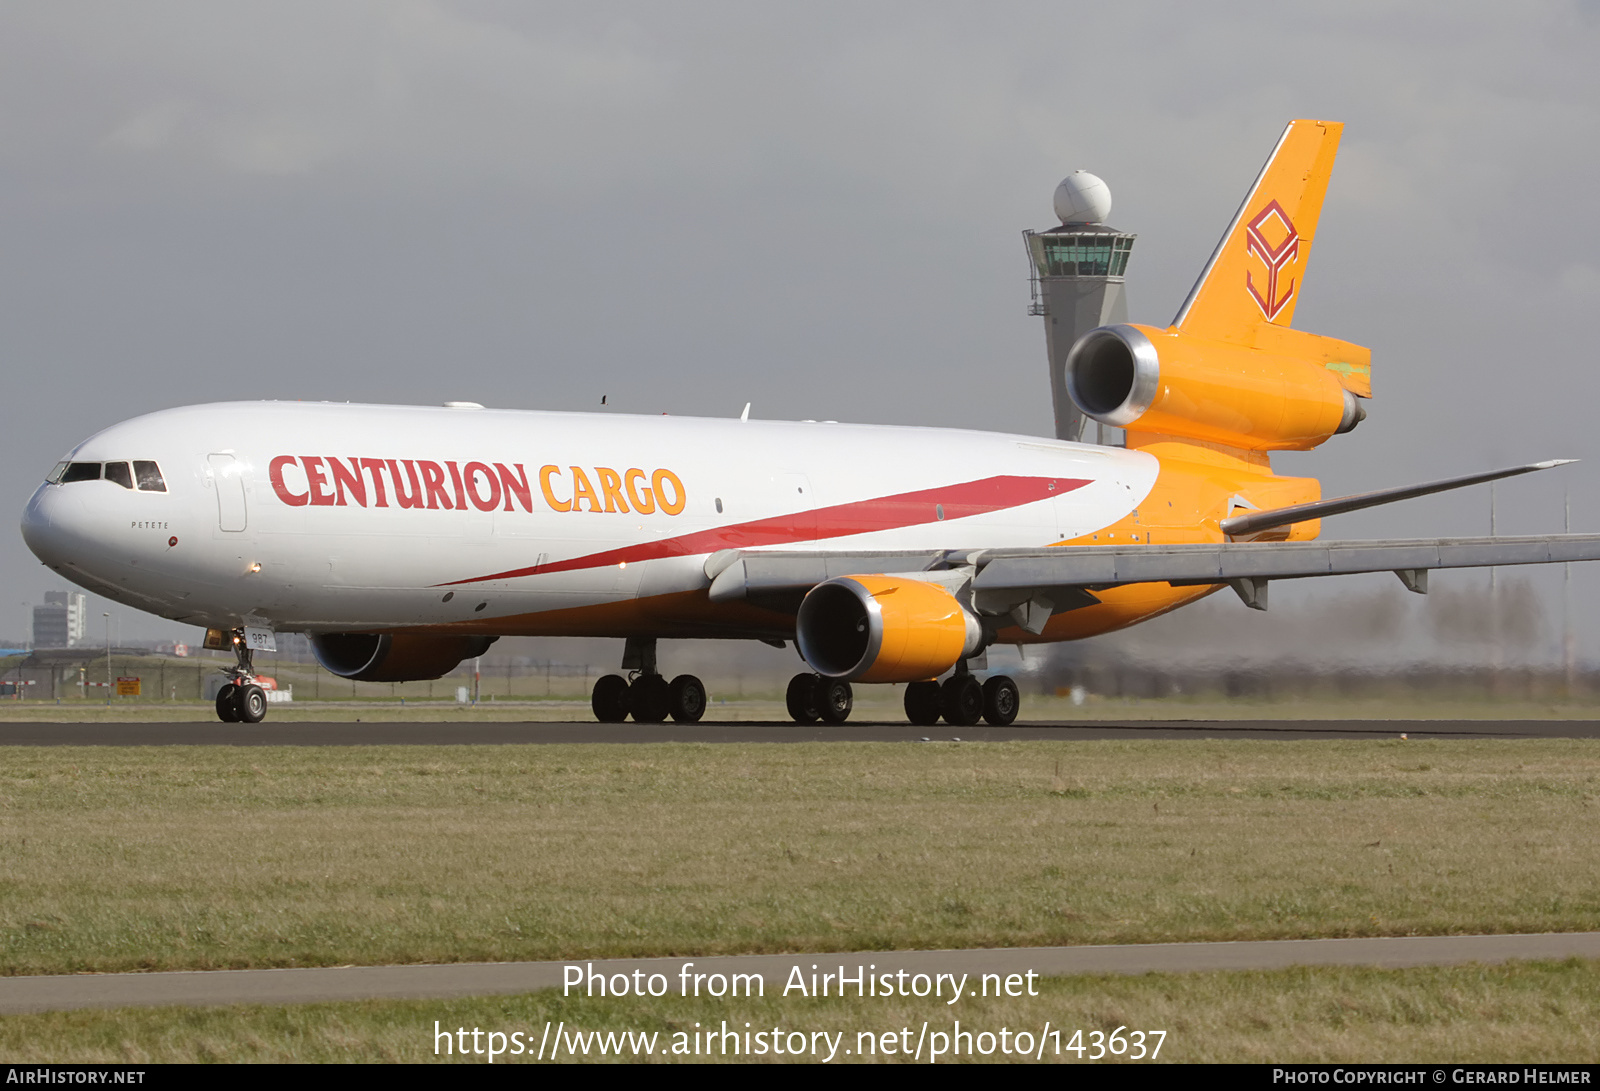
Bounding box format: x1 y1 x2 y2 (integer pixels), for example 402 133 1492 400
1 933 1597 1013
0 719 1596 744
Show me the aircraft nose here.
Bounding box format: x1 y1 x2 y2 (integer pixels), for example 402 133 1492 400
20 482 81 569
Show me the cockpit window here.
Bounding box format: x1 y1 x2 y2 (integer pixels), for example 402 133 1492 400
133 461 166 492
52 459 167 489
60 462 101 483
104 461 134 489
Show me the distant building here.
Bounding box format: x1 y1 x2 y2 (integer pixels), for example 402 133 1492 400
33 591 86 648
1022 170 1136 445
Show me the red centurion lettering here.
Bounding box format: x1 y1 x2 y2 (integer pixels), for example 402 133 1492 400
302 457 335 506
446 461 468 511
497 463 533 512
389 459 425 509
418 461 452 510
328 457 366 507
359 458 390 508
463 462 501 512
269 456 308 506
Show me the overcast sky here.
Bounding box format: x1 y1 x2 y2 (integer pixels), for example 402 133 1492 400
3 1 1598 662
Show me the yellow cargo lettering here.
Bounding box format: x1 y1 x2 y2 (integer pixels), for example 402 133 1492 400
569 467 602 513
539 465 571 513
652 469 686 516
624 468 656 514
596 467 630 514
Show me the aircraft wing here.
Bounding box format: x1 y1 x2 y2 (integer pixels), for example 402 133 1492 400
706 534 1600 620
969 534 1600 611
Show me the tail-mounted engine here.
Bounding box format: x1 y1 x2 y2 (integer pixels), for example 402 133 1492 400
796 575 982 683
1066 323 1368 451
310 632 497 683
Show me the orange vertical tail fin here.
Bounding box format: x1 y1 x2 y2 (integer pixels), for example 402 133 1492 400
1171 119 1343 345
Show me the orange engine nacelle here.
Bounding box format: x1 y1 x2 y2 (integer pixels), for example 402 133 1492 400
1065 323 1366 451
796 575 982 683
310 632 497 682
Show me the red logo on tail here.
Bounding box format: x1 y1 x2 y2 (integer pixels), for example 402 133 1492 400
1244 200 1300 320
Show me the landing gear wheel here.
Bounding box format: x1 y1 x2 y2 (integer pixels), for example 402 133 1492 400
818 679 853 724
215 683 240 723
786 673 821 723
940 675 984 727
981 675 1020 726
592 674 631 723
235 684 267 724
629 675 671 723
904 681 941 726
668 675 707 723
215 627 262 725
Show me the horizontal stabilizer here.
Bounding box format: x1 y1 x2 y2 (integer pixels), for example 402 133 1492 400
1219 460 1578 538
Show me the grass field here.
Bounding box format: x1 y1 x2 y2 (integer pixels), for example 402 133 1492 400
1 961 1595 1063
3 737 1597 1064
0 739 1596 976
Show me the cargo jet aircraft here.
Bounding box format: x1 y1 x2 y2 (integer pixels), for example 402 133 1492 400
21 120 1600 725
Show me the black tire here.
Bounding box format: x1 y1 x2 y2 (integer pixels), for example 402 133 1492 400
785 673 821 723
940 674 984 727
215 683 240 723
668 674 707 724
904 680 942 726
818 679 853 724
982 675 1020 726
629 675 671 723
591 674 631 723
235 684 268 724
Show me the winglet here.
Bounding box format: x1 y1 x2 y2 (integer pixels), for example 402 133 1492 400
1172 120 1343 343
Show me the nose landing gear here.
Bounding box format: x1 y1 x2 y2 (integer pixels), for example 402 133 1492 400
214 629 268 724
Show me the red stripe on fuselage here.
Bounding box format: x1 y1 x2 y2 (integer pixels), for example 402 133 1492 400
440 474 1091 586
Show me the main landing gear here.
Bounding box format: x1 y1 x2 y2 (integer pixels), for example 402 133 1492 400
591 638 707 724
783 669 1020 727
214 628 268 724
785 673 853 724
903 673 1019 727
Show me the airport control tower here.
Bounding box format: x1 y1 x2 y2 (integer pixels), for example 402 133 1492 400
1023 171 1135 443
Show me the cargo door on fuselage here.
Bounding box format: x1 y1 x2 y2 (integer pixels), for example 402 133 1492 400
208 453 248 533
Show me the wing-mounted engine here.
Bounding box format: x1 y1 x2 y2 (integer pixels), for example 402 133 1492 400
796 575 982 683
310 632 497 683
1066 322 1366 451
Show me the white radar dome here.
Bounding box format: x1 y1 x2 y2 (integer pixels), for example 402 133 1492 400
1053 171 1112 225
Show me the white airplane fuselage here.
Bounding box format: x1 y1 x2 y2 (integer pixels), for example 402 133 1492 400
21 401 1158 640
